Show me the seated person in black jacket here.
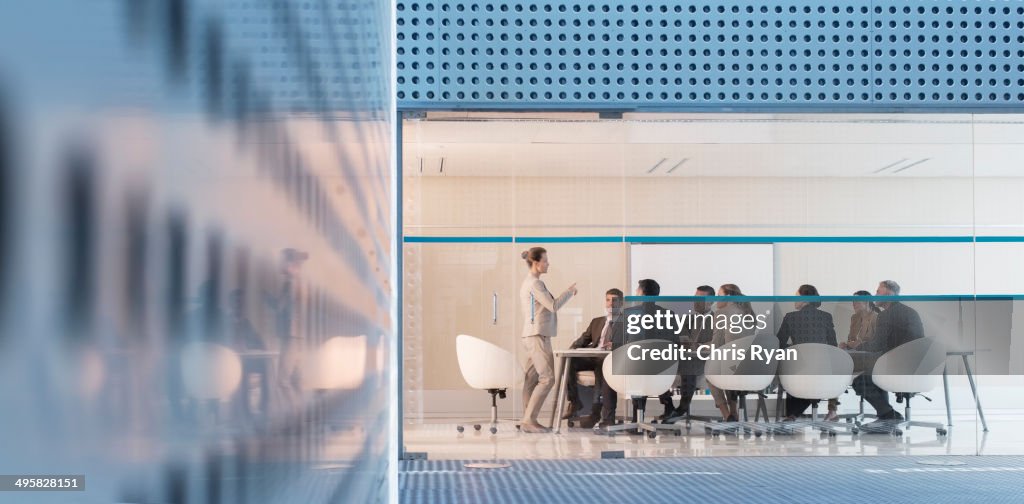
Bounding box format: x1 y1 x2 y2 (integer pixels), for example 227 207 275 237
658 285 716 420
776 284 838 420
563 288 625 428
852 280 925 422
624 279 675 423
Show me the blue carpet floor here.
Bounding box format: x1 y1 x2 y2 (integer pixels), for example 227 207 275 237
400 456 1024 503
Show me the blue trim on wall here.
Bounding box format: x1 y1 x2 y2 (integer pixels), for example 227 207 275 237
403 235 1024 244
626 236 974 244
515 236 624 243
627 295 1024 302
403 236 514 243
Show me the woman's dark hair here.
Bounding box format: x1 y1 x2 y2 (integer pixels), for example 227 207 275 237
798 284 821 308
719 283 754 315
854 290 881 313
521 247 546 267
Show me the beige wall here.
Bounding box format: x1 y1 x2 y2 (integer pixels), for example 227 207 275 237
408 176 1024 235
403 175 1024 418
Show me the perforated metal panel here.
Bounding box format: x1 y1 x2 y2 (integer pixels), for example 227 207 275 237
229 0 391 113
396 0 1024 109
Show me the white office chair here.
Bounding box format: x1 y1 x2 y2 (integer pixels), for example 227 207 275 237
601 342 677 438
869 337 948 437
180 342 243 400
455 334 519 434
704 333 780 437
778 343 856 436
180 342 243 427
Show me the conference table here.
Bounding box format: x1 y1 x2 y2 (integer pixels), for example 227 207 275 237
549 348 611 434
943 350 988 432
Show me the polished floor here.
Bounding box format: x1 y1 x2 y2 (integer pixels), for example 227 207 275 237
403 411 1019 460
399 455 1024 504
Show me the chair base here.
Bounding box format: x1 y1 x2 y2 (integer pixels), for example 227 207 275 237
653 413 717 435
603 396 661 438
895 420 948 437
703 394 771 437
773 404 858 436
865 420 947 437
858 395 948 438
606 422 659 438
455 420 508 435
456 388 507 435
705 420 773 437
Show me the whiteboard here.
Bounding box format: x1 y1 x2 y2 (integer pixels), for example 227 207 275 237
629 243 775 296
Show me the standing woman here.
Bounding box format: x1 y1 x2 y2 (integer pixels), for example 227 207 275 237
519 247 577 433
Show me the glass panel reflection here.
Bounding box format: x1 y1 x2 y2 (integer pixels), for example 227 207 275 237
0 0 393 502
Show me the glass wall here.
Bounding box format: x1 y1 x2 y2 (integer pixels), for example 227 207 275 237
0 1 394 502
402 112 1023 459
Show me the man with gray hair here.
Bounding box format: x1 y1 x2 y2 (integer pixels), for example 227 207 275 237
853 280 925 425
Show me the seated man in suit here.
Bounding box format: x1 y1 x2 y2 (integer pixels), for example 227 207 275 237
660 285 716 421
853 280 924 425
562 288 624 428
622 279 676 425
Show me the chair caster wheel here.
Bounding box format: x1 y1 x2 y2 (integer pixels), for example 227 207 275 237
490 427 498 434
515 424 521 431
457 425 464 433
674 431 682 437
473 424 481 431
937 428 947 436
892 429 903 437
567 420 575 428
851 428 859 435
828 431 837 438
754 431 762 438
647 432 657 439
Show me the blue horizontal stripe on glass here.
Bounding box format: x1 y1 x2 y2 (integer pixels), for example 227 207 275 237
626 295 1024 302
403 236 513 243
514 236 624 243
403 235 1024 244
625 236 974 243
